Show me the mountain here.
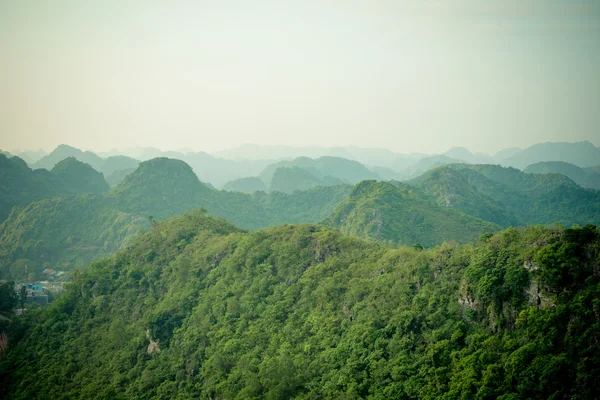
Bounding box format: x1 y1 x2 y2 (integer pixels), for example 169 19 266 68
254 184 353 225
443 147 494 164
398 155 465 179
324 180 499 247
0 195 147 277
105 168 137 187
501 141 600 169
223 177 267 193
368 166 405 181
0 154 108 223
101 155 140 176
107 158 214 220
2 211 598 399
440 164 600 226
493 147 522 162
259 156 380 188
269 167 345 194
51 157 110 194
33 144 105 171
524 161 600 190
12 149 47 164
411 166 519 227
0 158 352 277
32 144 140 177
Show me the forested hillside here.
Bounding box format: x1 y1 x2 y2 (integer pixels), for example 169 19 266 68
33 144 140 177
258 156 380 188
413 164 600 227
0 154 110 223
1 210 598 399
0 159 353 278
324 181 498 247
524 161 600 190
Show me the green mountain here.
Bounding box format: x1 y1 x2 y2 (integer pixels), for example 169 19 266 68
32 144 139 177
324 180 499 247
443 164 600 226
105 168 137 187
259 156 380 187
0 159 352 278
255 184 353 225
269 167 345 194
524 161 600 190
443 146 494 164
1 211 598 399
411 167 519 227
0 154 109 223
501 141 600 169
223 177 267 194
51 157 110 194
33 144 104 171
0 195 147 277
107 158 214 220
400 155 466 179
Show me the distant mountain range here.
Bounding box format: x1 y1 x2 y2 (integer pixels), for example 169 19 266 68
0 154 109 222
2 150 598 281
9 141 600 191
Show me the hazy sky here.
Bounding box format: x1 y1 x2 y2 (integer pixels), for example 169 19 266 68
1 0 600 155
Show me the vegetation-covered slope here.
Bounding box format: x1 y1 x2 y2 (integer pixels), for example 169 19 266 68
32 144 139 176
1 211 598 399
223 177 267 194
0 160 351 277
0 195 147 278
269 167 345 194
255 184 353 225
501 140 600 169
259 156 380 187
0 154 109 223
524 161 600 190
444 164 600 226
51 157 110 194
324 181 499 247
411 167 518 227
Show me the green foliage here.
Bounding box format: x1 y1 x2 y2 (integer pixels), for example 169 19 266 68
0 154 110 223
524 161 600 190
324 180 499 247
0 160 351 278
2 212 596 398
0 281 17 317
413 164 600 228
51 157 110 195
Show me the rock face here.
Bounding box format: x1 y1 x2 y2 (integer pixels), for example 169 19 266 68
146 329 161 355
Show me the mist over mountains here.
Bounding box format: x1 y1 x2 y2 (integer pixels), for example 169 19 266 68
1 139 600 399
8 140 600 190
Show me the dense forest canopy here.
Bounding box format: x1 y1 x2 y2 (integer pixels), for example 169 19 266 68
0 210 598 399
1 140 599 398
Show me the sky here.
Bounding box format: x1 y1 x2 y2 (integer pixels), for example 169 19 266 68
1 0 600 155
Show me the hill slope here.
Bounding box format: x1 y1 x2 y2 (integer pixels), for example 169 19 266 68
0 154 108 223
223 177 267 194
501 141 600 169
32 144 140 176
0 159 353 277
524 161 600 190
324 180 499 246
51 157 110 194
444 164 600 226
259 156 380 188
1 212 598 399
411 167 518 227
